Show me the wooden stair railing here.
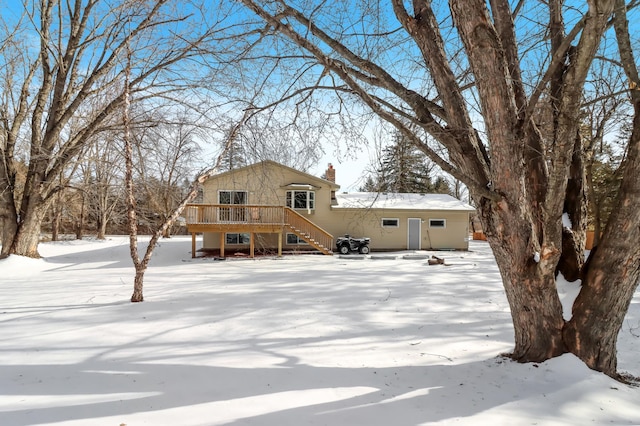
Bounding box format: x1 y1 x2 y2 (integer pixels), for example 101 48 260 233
284 208 333 255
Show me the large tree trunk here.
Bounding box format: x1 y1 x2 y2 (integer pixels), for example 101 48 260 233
130 264 145 302
449 0 569 361
452 0 616 371
564 108 640 378
564 234 640 376
76 191 85 240
96 214 107 240
10 205 47 258
0 219 15 258
0 203 18 259
51 205 61 242
478 199 568 362
8 158 52 257
0 165 19 257
564 240 640 377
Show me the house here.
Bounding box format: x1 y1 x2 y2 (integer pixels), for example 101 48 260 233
332 192 475 251
184 160 475 257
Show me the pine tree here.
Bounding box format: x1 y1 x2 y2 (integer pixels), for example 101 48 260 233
365 131 451 194
358 175 380 192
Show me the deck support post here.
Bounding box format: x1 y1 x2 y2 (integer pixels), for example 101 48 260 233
191 233 196 258
278 230 282 257
250 232 255 258
220 232 225 258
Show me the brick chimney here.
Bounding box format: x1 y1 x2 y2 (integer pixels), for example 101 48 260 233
325 163 337 202
325 163 335 182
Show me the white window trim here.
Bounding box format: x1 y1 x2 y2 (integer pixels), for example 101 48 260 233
286 233 308 245
381 218 400 228
429 218 447 228
286 190 315 210
218 190 248 205
225 232 250 245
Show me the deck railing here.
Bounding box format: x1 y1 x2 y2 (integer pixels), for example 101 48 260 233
185 204 285 225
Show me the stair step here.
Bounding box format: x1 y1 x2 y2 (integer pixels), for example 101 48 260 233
283 219 332 255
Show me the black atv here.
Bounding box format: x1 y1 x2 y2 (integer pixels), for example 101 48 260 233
336 234 371 255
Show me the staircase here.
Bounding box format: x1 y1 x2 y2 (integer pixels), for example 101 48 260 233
284 208 333 255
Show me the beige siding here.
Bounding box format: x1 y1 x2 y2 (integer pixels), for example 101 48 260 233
322 209 470 250
201 161 337 250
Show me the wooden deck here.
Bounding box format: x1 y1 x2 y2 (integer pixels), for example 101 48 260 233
184 204 334 257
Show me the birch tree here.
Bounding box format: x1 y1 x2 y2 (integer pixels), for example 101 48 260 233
237 0 640 379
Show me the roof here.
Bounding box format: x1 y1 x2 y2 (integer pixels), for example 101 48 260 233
334 192 475 211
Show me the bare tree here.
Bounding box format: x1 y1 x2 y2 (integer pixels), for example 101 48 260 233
238 114 325 171
126 104 253 302
132 111 202 237
237 0 640 378
0 0 217 258
82 135 127 239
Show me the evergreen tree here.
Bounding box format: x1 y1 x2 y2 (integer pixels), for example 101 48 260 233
587 142 623 245
364 131 451 194
358 175 379 192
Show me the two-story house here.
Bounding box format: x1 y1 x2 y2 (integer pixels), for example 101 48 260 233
184 160 475 257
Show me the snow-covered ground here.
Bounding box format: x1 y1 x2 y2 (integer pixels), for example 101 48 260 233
1 236 638 426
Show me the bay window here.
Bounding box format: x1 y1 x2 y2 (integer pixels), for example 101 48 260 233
286 190 315 210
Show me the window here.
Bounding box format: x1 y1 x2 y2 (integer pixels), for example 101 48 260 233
382 218 399 228
429 219 446 228
219 191 247 221
225 233 250 245
286 233 308 245
286 190 315 210
218 190 247 205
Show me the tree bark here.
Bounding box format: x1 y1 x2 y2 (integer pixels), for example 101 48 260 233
76 193 85 240
122 44 145 303
10 205 48 258
162 218 171 238
96 217 107 240
51 206 61 242
131 268 145 303
557 131 588 281
0 193 19 258
564 102 640 378
478 198 567 362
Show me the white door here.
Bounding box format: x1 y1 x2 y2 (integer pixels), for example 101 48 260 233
408 218 421 250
